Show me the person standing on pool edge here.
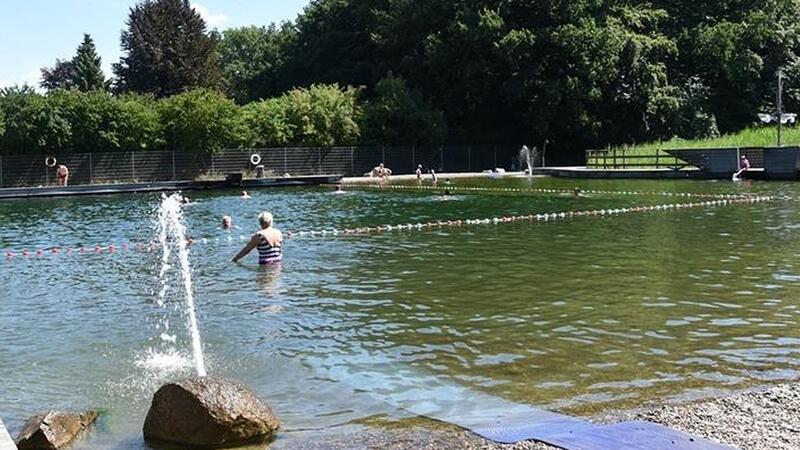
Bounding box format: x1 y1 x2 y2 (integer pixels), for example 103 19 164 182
57 164 69 186
734 155 750 179
232 212 283 265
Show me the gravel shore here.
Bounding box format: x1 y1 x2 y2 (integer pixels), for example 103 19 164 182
275 382 800 450
603 383 800 450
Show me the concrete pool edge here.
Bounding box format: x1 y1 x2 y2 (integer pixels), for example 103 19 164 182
0 420 16 450
0 175 342 200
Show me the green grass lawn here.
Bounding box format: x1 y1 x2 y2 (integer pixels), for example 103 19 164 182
587 125 798 167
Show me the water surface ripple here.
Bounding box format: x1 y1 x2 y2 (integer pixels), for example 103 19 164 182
2 178 800 448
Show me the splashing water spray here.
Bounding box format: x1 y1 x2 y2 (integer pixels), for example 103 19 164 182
154 193 207 377
519 145 534 178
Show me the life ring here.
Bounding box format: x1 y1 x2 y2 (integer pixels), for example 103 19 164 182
250 153 262 166
45 156 57 168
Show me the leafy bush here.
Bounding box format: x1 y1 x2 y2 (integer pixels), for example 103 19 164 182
158 88 247 152
0 87 72 154
241 98 294 147
281 84 361 147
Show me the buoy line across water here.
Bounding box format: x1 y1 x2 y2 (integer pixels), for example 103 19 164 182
3 195 774 259
285 195 773 239
345 183 765 199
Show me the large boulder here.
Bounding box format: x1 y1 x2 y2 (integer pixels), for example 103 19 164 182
16 411 98 450
143 376 280 448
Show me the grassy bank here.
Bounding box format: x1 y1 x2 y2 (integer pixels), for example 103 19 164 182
587 126 799 167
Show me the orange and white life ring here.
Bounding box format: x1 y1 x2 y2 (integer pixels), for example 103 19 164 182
45 156 57 168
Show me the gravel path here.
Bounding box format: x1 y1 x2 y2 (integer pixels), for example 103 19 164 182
621 383 800 450
275 382 800 449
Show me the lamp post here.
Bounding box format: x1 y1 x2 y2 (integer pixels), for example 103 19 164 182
542 139 548 167
758 69 795 146
778 69 783 147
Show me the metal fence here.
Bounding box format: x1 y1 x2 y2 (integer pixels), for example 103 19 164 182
585 147 767 170
585 148 684 169
0 145 520 188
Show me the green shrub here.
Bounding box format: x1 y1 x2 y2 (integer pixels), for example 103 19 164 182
158 88 247 152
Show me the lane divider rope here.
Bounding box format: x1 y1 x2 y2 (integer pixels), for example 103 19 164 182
344 183 761 199
3 195 774 259
284 195 773 238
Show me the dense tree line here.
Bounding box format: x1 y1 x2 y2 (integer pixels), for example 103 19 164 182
0 85 362 154
2 0 799 158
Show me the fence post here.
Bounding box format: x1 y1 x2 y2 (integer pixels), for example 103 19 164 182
493 145 497 169
350 147 355 175
88 153 93 184
131 151 135 181
172 151 176 180
318 147 322 175
0 155 3 188
211 153 215 175
655 149 660 168
467 146 472 172
440 146 444 172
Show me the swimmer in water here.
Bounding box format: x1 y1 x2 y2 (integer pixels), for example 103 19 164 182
438 178 452 196
222 215 233 229
232 212 283 265
572 187 582 197
242 190 251 199
334 184 346 193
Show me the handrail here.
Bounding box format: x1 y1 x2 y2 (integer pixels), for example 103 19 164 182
585 148 683 169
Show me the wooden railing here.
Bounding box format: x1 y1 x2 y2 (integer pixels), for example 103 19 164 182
585 148 684 169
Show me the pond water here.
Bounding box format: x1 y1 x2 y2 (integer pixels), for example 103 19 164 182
2 176 800 448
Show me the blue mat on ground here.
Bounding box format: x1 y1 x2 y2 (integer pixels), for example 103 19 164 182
329 364 735 450
390 382 734 449
470 418 735 449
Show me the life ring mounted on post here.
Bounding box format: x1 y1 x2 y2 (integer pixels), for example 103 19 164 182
45 156 57 168
250 153 262 166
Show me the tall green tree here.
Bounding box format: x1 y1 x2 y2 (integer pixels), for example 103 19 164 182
41 34 107 92
219 24 296 104
362 74 446 145
71 34 107 92
40 59 75 91
114 0 221 97
0 100 5 139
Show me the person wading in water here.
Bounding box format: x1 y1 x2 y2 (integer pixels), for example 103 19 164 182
232 212 283 265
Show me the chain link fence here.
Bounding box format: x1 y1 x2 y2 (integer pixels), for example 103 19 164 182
0 145 520 188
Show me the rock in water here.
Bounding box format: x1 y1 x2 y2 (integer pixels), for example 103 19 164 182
143 376 280 448
16 411 98 450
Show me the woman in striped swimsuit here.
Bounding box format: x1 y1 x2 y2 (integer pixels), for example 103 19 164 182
232 212 283 265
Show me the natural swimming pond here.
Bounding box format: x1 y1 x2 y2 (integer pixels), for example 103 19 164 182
1 176 799 448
